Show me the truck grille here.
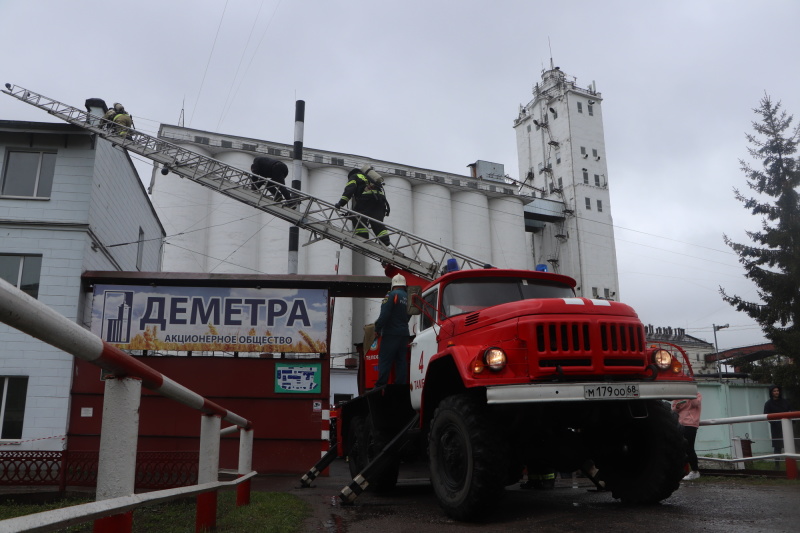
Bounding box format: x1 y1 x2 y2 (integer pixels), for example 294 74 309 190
532 321 646 371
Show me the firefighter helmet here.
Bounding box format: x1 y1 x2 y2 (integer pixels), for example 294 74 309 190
391 274 406 288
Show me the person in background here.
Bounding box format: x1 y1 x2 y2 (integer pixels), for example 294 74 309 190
373 274 410 387
672 392 702 480
334 165 391 246
763 384 791 468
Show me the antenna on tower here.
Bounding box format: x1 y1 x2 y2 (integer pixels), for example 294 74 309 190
548 37 554 69
178 97 185 127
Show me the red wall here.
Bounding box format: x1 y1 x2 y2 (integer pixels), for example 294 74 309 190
68 356 329 474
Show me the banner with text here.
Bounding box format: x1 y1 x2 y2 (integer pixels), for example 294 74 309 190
90 284 328 353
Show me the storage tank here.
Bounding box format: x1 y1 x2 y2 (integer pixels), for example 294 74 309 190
308 166 353 360
452 190 490 264
413 183 453 249
488 196 527 269
150 144 212 272
212 152 266 273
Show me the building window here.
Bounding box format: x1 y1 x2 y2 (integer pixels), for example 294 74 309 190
597 199 603 212
604 288 611 299
220 140 233 148
194 136 210 145
0 255 42 299
585 197 591 210
136 227 145 271
331 157 344 166
594 174 600 186
556 152 561 164
557 177 563 188
591 287 599 298
577 102 583 113
0 376 28 440
588 104 594 116
241 143 257 151
592 149 598 158
267 147 282 156
1 151 56 198
394 169 407 176
583 170 589 184
415 172 427 179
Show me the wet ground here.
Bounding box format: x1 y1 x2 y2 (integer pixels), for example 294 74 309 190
257 459 800 533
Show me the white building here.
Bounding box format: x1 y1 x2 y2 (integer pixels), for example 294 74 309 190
514 65 620 300
0 120 164 450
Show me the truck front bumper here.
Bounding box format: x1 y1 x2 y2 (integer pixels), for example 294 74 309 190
486 381 697 404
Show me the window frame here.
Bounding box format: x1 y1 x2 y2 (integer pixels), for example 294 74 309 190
585 197 591 210
597 199 603 212
0 376 29 441
0 254 43 299
1 149 57 199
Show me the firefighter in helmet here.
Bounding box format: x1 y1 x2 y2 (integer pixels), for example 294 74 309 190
102 102 133 138
334 165 391 246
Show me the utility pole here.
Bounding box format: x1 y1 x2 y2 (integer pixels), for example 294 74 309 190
713 323 729 382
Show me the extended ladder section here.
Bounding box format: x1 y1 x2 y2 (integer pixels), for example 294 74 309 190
3 84 491 281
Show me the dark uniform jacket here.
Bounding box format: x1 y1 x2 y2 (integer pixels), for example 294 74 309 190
375 287 410 336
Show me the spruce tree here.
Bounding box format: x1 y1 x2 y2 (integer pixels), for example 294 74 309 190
721 95 800 401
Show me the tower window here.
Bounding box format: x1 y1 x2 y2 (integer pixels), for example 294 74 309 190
577 102 583 113
585 197 591 210
594 174 600 186
588 104 594 116
592 149 598 158
580 146 586 155
583 170 589 184
557 177 563 188
556 152 561 164
597 199 603 212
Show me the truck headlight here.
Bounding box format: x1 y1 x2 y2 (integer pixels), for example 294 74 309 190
652 349 672 369
484 347 507 371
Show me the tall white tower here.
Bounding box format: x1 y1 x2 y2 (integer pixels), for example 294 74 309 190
514 65 620 300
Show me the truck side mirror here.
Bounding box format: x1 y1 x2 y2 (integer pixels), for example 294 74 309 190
407 286 422 315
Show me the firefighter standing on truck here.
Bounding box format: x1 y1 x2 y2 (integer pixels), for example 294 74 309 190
373 274 411 387
334 165 391 246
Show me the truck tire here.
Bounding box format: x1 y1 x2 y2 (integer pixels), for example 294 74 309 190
600 400 686 504
429 394 508 521
347 415 399 492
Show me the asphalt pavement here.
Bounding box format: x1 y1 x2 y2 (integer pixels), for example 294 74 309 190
255 459 800 533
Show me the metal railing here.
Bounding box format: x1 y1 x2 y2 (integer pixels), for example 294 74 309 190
0 278 254 532
698 410 799 479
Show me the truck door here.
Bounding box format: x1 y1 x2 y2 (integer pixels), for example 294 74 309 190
409 286 439 409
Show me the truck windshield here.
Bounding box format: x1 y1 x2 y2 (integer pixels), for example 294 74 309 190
441 278 574 318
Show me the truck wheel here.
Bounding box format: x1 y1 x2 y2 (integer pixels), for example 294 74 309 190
429 394 507 521
601 400 686 503
347 415 399 492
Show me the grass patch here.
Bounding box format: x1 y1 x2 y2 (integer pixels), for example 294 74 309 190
0 491 310 533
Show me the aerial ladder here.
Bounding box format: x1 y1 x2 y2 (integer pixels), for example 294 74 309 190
2 83 491 282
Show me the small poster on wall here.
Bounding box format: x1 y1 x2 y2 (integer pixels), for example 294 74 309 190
274 362 322 394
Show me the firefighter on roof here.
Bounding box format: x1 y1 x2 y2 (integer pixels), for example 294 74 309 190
335 165 391 246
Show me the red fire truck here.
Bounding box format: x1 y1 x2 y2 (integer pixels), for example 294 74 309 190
337 264 696 521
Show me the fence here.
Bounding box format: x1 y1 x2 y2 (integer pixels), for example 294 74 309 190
698 410 799 480
0 278 254 532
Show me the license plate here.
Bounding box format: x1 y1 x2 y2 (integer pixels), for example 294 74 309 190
583 384 640 399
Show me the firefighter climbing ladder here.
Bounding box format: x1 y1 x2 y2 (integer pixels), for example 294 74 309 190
2 84 490 281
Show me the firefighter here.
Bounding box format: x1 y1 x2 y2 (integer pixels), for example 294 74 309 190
250 156 294 206
106 103 133 138
373 274 411 387
334 165 391 246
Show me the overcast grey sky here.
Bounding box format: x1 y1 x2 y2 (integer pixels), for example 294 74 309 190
2 0 799 351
